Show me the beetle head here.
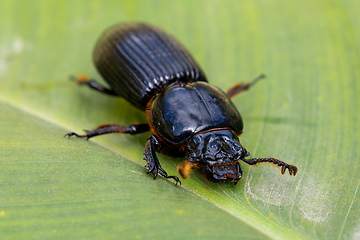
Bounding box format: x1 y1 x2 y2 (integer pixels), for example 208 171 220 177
179 129 249 184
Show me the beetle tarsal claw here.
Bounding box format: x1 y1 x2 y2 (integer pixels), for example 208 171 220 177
64 132 86 138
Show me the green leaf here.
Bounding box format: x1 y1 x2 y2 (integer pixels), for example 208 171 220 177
1 0 359 239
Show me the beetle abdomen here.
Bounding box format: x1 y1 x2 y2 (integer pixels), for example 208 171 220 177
93 23 207 109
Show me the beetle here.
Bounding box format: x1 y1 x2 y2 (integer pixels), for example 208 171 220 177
65 22 298 185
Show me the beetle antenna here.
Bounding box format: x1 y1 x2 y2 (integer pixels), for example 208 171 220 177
241 157 298 176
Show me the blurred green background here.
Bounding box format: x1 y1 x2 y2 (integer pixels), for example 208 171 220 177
1 0 359 239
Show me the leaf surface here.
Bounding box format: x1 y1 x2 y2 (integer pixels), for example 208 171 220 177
1 1 359 239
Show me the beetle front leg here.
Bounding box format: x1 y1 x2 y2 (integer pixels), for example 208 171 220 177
144 135 181 185
65 123 150 139
226 74 265 99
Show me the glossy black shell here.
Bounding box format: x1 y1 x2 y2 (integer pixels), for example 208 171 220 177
93 23 207 110
151 82 243 144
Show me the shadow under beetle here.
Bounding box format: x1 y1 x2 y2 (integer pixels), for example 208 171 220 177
65 22 298 185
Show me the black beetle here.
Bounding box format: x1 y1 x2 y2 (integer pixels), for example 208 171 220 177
66 22 298 185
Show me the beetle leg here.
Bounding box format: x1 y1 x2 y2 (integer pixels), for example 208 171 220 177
70 75 119 96
65 124 149 139
242 157 298 176
144 135 181 185
226 74 265 99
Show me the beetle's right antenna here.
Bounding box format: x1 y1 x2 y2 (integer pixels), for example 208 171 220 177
226 74 266 99
241 157 298 176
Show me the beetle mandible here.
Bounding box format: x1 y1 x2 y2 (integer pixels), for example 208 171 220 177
66 22 298 185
